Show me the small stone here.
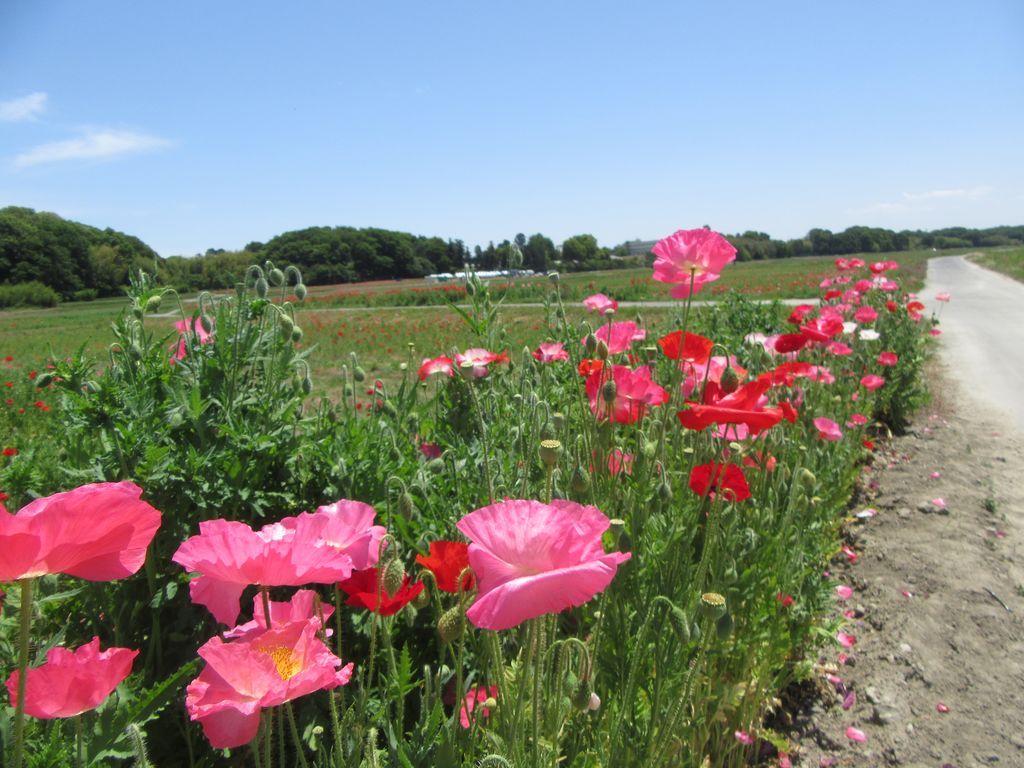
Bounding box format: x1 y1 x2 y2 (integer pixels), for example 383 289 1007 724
865 686 883 704
897 507 912 518
899 643 913 655
873 704 899 724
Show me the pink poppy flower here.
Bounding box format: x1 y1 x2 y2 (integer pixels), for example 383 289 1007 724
607 449 634 476
583 293 618 314
841 544 859 564
0 481 161 582
847 413 868 427
930 498 946 509
532 342 569 363
5 637 137 719
930 471 941 479
419 356 454 380
455 348 508 379
585 364 668 424
935 292 951 303
651 228 737 298
814 417 843 441
459 685 498 728
877 352 898 366
223 589 335 639
929 328 942 337
174 317 213 361
837 631 857 648
860 375 885 391
845 726 867 742
827 341 853 356
419 442 442 459
590 321 645 355
279 500 387 571
835 585 854 600
734 730 754 745
853 306 878 324
172 516 356 626
456 499 630 631
936 702 949 713
186 617 353 748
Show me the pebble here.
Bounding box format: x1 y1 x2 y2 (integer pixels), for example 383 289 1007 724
899 643 913 654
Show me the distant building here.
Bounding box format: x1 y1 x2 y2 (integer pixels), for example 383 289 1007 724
424 269 535 284
624 239 657 258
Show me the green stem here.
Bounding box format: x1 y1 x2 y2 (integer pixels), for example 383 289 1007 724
75 715 85 768
11 577 34 768
285 702 310 768
465 379 495 501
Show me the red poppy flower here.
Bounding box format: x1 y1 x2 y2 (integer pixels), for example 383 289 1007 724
787 304 815 325
415 541 474 594
656 330 714 363
577 359 604 377
338 568 424 616
885 300 898 312
688 463 751 502
776 592 794 608
773 333 809 354
2 448 16 457
677 378 782 435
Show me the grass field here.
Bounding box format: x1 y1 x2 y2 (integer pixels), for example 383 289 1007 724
0 247 971 396
967 247 1024 283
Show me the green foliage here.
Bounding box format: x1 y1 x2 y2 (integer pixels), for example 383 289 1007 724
0 281 61 308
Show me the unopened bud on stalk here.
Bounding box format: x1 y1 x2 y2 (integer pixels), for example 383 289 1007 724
584 333 597 356
144 295 162 313
411 584 430 609
301 376 313 395
720 366 740 393
437 604 466 643
572 679 594 710
279 314 294 337
642 440 658 461
132 304 143 319
539 421 555 441
295 283 308 301
552 412 565 432
669 606 691 643
398 492 415 520
644 346 658 365
539 439 562 467
798 468 817 488
200 314 214 334
382 400 398 418
382 557 405 597
601 380 617 404
716 611 734 640
129 343 143 360
268 268 285 286
699 592 727 621
353 366 366 383
291 326 304 343
484 696 498 710
255 277 269 298
658 477 673 502
596 340 609 360
570 466 591 495
548 271 560 284
426 458 445 474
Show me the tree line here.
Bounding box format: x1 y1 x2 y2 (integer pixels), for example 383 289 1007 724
2 205 1022 303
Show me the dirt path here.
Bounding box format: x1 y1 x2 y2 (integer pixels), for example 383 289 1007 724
781 262 1024 767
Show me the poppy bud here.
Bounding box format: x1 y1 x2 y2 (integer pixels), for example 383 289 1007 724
669 605 691 644
268 267 285 286
548 271 560 284
301 376 313 395
144 295 162 313
699 592 727 621
572 679 593 710
295 283 308 301
716 611 734 641
291 326 304 343
34 372 55 388
658 477 673 502
484 696 498 710
132 304 143 319
438 604 466 643
255 277 269 298
426 458 445 474
398 492 415 520
570 466 591 495
539 439 562 467
601 380 617 404
596 340 609 360
584 334 598 356
798 468 816 488
129 343 143 360
411 584 430 609
720 367 740 393
382 400 398 418
552 412 565 432
85 380 101 394
382 558 405 597
279 314 294 337
465 279 476 296
353 366 366 383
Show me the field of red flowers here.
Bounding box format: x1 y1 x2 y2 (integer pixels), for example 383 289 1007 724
0 234 939 767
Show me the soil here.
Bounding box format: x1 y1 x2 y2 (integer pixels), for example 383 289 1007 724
779 358 1024 768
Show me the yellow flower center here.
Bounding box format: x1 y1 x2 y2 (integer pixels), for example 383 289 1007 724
257 644 302 680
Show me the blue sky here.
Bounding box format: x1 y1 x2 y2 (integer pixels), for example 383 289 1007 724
1 0 1021 257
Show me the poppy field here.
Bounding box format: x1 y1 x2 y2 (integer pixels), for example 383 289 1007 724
0 233 937 767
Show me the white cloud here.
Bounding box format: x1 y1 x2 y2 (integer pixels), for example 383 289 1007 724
0 92 47 122
13 129 172 168
850 186 993 216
